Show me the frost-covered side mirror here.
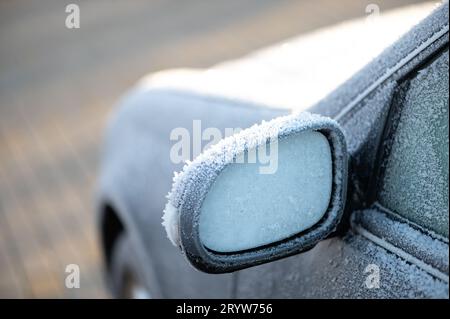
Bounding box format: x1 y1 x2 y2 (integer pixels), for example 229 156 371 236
163 112 347 273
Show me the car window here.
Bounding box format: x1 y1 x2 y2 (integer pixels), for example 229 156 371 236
378 50 449 237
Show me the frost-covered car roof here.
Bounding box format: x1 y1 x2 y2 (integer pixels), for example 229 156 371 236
135 2 437 112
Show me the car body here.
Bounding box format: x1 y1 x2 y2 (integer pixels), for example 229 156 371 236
96 3 449 298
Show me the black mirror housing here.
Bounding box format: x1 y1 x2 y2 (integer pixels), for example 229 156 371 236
163 112 348 273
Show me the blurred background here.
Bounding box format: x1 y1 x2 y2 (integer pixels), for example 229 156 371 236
0 0 436 298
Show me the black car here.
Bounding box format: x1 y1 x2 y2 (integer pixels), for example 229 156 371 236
97 3 448 298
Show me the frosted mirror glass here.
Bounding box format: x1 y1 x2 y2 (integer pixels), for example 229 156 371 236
199 131 333 253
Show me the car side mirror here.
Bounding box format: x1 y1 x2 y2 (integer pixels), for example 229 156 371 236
163 112 347 273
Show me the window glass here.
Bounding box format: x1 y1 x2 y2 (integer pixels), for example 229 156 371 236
379 51 448 237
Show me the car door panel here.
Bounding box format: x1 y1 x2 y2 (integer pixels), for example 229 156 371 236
235 222 448 298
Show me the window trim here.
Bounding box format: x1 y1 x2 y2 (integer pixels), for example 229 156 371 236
351 206 449 282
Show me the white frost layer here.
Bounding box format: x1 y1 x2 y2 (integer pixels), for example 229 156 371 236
199 131 332 252
162 201 180 247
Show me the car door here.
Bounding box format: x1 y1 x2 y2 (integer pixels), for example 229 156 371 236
234 47 448 298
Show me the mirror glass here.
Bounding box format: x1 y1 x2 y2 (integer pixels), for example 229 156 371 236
199 130 332 253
